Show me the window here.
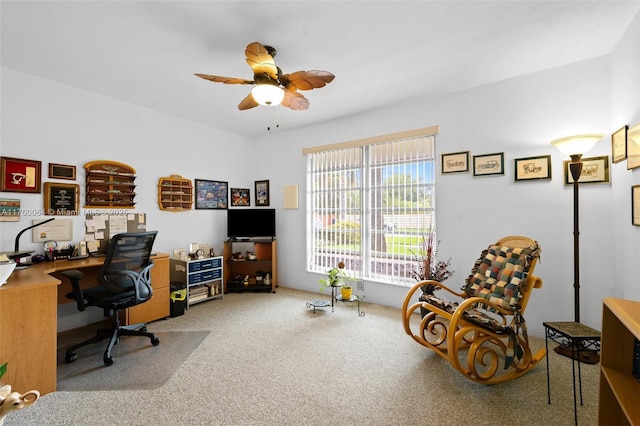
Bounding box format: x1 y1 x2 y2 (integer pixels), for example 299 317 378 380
306 127 437 285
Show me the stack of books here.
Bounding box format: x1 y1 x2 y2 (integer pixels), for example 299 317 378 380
189 285 209 303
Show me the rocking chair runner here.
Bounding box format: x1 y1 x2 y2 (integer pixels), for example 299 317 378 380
401 236 545 384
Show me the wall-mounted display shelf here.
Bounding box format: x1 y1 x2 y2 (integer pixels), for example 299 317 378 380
84 160 136 208
158 175 193 211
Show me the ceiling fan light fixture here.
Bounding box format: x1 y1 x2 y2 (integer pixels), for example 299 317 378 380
251 84 284 106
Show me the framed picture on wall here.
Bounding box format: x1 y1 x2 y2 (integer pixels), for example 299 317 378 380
514 155 552 181
627 122 640 170
230 188 250 206
611 125 627 164
632 185 640 226
564 155 610 185
195 179 228 209
43 182 79 215
48 163 76 180
0 156 42 193
472 152 504 176
255 180 270 206
441 151 469 174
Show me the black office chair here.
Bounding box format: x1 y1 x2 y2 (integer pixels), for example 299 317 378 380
62 231 160 366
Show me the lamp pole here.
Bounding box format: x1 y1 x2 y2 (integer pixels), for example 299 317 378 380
569 155 583 323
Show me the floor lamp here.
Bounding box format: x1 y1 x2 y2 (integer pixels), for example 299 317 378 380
551 134 603 360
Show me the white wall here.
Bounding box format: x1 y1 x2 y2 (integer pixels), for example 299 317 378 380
0 68 253 330
1 12 638 335
255 13 640 336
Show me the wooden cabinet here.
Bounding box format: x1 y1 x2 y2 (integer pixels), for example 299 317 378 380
121 254 170 325
598 298 640 425
223 239 276 293
158 175 193 211
170 256 224 306
84 160 136 208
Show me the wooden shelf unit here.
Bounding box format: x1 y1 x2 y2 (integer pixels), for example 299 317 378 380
598 298 640 425
84 160 136 208
170 256 224 307
223 239 276 293
158 175 193 211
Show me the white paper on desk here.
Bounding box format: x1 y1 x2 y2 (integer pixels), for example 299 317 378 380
87 240 99 253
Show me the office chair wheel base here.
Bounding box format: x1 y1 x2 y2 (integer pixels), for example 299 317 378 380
103 354 114 366
151 336 160 346
65 353 78 363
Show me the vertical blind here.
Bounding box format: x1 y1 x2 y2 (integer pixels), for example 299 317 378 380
306 128 437 285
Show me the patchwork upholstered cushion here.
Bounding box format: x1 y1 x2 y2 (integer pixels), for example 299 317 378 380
462 244 538 310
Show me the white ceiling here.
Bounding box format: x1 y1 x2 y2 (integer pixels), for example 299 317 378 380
2 1 639 138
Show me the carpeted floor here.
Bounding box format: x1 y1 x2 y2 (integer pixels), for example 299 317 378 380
56 326 210 391
7 287 600 425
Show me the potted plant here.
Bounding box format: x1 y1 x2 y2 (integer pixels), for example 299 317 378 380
410 229 454 312
319 261 355 299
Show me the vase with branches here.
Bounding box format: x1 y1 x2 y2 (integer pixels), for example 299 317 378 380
410 229 454 296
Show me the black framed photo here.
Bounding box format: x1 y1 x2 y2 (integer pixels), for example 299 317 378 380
564 155 610 185
195 179 228 209
514 155 552 181
43 182 79 215
48 163 76 180
255 180 270 206
472 153 504 176
441 151 469 174
611 125 628 164
231 188 250 206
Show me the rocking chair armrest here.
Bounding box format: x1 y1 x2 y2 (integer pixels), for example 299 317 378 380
423 279 467 298
456 296 515 316
530 274 543 289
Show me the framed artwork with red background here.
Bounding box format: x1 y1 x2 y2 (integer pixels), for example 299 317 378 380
0 157 42 193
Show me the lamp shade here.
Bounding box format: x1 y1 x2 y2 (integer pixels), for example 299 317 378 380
550 134 603 156
251 84 285 106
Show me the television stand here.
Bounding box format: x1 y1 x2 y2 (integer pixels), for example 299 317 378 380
223 239 276 293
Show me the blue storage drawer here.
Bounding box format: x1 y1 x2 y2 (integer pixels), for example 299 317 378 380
188 268 222 284
188 259 214 272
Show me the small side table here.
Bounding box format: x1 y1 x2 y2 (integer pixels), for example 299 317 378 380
335 294 365 316
543 321 601 426
306 299 331 314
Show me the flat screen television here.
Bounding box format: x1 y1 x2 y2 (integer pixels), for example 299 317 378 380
227 208 276 239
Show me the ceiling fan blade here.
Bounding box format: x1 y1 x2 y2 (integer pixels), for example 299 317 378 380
281 70 335 91
282 90 309 111
245 42 279 80
238 93 259 110
195 73 254 85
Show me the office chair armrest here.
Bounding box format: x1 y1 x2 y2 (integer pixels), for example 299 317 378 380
103 262 155 297
61 270 87 311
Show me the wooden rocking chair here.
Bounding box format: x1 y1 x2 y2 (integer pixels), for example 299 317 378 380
401 236 545 384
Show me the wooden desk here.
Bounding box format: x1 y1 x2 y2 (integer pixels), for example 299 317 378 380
0 253 169 395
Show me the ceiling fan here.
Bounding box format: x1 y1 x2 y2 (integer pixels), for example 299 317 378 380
195 42 335 111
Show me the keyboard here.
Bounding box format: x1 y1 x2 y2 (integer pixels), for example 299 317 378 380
90 252 106 258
